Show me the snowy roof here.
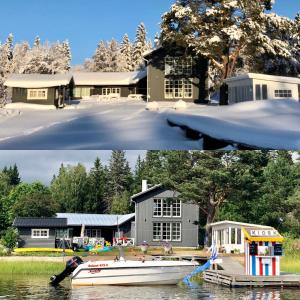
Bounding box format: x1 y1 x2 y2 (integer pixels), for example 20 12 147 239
56 213 135 226
225 73 300 84
72 70 147 86
167 100 300 150
131 184 162 201
208 220 272 229
143 46 163 58
5 74 73 88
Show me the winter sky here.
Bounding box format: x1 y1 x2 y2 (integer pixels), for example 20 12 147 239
0 0 298 65
0 151 146 185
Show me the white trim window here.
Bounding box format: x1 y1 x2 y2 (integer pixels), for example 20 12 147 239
74 87 92 98
164 79 193 99
27 89 48 100
274 90 292 98
165 57 193 75
31 229 49 239
153 199 181 218
152 222 182 242
102 88 121 96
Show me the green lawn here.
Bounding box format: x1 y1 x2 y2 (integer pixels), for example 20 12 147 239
281 255 300 274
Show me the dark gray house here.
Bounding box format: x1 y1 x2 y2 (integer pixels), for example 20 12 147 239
144 46 209 103
13 217 68 248
5 74 74 107
72 71 147 99
131 181 200 247
13 213 135 248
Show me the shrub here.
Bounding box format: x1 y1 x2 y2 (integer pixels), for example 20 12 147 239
1 227 19 251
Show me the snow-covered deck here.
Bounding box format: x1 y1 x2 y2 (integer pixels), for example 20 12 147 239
166 100 300 150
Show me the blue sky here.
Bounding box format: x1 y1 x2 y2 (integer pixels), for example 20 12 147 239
0 151 145 184
0 0 299 65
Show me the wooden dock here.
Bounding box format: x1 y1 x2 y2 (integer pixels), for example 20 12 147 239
204 270 300 288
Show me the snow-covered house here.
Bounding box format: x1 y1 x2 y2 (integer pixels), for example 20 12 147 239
208 220 273 254
72 71 147 99
226 73 300 104
143 47 209 103
5 74 73 107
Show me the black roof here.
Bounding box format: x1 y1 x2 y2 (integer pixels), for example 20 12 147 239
13 217 67 228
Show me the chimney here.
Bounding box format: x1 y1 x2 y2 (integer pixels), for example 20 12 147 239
142 180 148 192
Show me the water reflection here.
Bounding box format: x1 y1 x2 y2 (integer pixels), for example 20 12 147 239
0 276 299 300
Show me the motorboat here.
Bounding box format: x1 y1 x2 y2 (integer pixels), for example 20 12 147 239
50 256 198 286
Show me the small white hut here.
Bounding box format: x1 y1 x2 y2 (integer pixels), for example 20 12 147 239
225 73 300 104
208 220 273 254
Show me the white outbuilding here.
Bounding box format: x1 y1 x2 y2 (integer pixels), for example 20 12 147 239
208 220 273 254
225 73 300 104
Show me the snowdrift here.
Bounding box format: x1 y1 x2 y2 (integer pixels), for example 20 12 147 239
167 100 300 150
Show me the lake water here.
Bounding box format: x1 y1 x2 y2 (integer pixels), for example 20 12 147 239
0 275 300 300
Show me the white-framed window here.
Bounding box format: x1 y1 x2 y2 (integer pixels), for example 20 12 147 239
164 79 193 99
73 87 91 98
31 229 49 239
165 57 193 75
275 90 292 98
102 88 121 96
153 199 162 217
27 89 48 100
153 222 162 241
84 229 101 238
152 222 182 242
172 222 181 241
153 199 181 218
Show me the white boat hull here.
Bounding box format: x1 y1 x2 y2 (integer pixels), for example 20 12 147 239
71 260 197 286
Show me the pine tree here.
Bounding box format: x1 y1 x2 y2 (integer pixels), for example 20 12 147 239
107 38 119 72
133 23 150 70
92 41 109 72
106 151 133 211
33 36 41 48
3 164 21 186
120 34 134 71
160 0 297 98
86 157 106 213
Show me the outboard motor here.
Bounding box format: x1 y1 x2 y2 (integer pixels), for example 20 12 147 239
50 256 83 286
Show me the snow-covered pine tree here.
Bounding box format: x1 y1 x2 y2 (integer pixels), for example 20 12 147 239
0 34 14 102
120 34 134 71
11 42 30 73
133 23 151 70
92 41 109 72
107 38 120 72
160 0 295 103
61 40 72 72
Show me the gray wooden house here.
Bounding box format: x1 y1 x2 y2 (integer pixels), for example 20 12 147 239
72 71 147 99
144 46 209 103
13 217 68 248
131 181 199 247
5 74 73 107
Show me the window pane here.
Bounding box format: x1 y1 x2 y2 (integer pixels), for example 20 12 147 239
153 199 162 217
262 85 268 100
153 223 161 241
231 228 236 244
172 223 181 241
172 200 181 217
163 199 172 217
237 229 241 244
256 85 261 100
162 223 171 241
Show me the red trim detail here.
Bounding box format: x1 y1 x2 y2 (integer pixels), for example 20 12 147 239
272 257 276 276
259 257 263 275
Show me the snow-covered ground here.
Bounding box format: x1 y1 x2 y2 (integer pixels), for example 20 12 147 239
0 100 203 150
167 100 300 150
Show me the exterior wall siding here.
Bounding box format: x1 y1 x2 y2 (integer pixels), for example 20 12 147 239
18 227 56 248
12 87 57 105
135 188 199 247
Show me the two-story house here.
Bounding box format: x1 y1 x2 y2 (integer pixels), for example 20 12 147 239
131 180 199 247
144 46 209 103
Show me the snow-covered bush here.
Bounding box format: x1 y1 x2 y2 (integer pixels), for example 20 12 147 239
174 100 187 110
146 101 159 111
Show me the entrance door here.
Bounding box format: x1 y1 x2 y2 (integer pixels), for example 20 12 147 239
101 228 114 243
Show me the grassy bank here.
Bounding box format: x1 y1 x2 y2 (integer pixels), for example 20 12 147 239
0 261 64 275
281 255 300 273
